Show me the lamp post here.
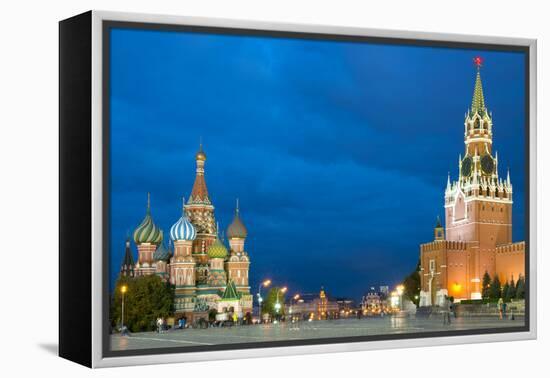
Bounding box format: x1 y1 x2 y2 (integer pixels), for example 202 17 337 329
275 287 287 322
120 284 128 331
257 279 271 324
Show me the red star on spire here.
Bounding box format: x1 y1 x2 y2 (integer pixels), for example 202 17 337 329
473 56 484 68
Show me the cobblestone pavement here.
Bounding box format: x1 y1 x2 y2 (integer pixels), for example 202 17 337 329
111 315 524 351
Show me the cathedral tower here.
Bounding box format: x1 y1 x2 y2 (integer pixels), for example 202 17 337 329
170 199 197 314
185 142 217 263
133 193 163 276
206 233 228 289
119 236 135 277
226 199 250 293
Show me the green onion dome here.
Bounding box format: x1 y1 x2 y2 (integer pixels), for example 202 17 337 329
227 200 247 239
133 193 163 245
207 238 228 259
153 241 171 262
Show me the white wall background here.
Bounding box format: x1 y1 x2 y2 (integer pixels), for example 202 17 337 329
0 0 546 376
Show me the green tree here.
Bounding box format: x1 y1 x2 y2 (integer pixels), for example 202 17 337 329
489 275 502 299
262 287 287 319
502 281 510 301
507 278 516 299
481 271 491 299
515 275 525 300
403 260 421 306
111 275 174 333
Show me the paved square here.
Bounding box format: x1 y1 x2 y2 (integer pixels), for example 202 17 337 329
111 316 524 351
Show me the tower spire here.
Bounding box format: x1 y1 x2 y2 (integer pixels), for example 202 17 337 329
471 56 486 115
146 192 151 214
188 141 210 205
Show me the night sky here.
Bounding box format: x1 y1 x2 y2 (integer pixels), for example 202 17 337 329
108 27 526 300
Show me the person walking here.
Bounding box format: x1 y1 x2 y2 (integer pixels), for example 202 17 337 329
498 298 504 320
156 317 163 333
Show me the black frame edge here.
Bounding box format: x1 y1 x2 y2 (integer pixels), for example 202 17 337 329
59 10 93 368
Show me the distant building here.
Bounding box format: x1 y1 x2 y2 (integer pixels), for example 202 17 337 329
361 291 382 313
335 298 355 312
288 287 339 320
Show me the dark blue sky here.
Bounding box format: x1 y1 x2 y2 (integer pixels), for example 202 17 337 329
109 28 526 300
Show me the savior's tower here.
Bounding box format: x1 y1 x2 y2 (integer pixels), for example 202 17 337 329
445 58 513 289
419 57 516 303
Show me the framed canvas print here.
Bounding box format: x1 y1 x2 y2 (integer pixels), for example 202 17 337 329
59 10 537 368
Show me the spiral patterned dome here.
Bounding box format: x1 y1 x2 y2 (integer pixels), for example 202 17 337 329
170 200 197 241
207 238 228 259
133 193 163 245
153 241 171 262
227 200 247 239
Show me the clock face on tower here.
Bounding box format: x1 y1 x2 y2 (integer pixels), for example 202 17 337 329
481 154 495 175
461 156 473 177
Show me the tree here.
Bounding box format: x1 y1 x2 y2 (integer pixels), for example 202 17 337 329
489 275 502 299
502 281 510 301
111 275 174 333
507 277 516 299
403 260 421 307
515 275 525 300
262 287 287 319
481 271 491 299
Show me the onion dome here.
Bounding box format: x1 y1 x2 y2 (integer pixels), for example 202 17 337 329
207 238 228 259
133 193 163 245
170 198 197 241
153 241 171 262
227 199 247 239
196 140 206 161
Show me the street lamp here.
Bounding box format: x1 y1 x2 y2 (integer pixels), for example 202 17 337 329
396 285 404 311
120 284 128 332
257 279 271 323
288 294 300 318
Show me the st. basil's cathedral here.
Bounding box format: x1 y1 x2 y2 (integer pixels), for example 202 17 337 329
119 145 253 321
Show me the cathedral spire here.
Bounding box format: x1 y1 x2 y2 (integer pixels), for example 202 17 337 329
188 140 211 205
471 56 486 115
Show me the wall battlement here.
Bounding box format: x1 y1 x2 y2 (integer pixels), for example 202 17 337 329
421 240 468 252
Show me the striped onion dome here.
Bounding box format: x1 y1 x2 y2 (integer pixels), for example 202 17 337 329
133 193 163 245
170 199 197 241
153 241 171 262
207 238 228 259
227 199 247 239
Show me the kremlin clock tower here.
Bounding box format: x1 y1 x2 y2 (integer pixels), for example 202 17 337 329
419 58 525 307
